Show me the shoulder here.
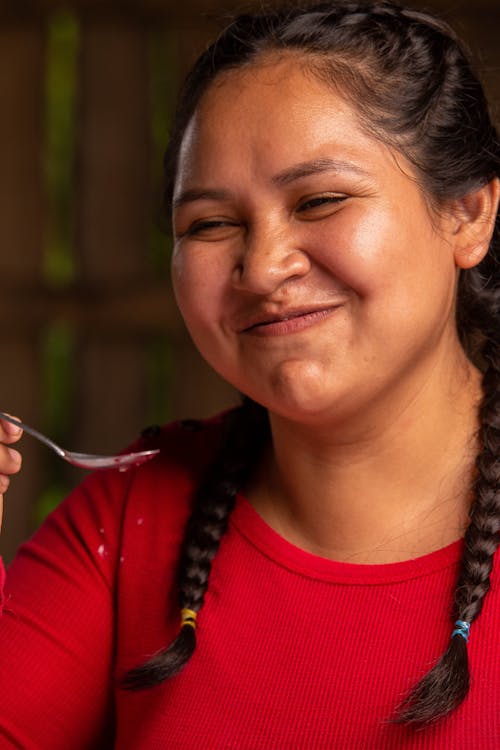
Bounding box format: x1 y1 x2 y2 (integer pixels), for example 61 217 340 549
15 411 234 586
134 410 232 479
69 409 233 524
123 409 237 510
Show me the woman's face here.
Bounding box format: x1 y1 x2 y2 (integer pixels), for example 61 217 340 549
171 59 465 424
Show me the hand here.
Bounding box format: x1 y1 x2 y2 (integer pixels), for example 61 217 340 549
0 417 22 533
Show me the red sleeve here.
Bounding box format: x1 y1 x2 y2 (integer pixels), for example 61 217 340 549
0 467 133 749
0 559 4 612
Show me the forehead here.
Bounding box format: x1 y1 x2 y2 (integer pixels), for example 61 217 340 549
174 57 414 196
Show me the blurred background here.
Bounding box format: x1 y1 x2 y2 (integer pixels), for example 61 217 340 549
0 0 498 561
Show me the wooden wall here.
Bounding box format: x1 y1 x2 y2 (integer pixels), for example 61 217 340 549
0 0 498 560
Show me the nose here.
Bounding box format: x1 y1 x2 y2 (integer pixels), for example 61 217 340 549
232 224 311 295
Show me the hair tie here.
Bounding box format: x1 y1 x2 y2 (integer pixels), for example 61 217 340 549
451 620 470 643
180 608 198 630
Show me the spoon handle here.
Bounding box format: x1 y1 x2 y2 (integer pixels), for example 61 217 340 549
0 412 65 458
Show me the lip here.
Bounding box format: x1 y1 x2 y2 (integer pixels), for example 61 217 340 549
237 304 344 336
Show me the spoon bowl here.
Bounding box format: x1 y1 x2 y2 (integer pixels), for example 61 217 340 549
0 412 160 471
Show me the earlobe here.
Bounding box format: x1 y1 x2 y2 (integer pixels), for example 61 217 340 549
452 177 500 270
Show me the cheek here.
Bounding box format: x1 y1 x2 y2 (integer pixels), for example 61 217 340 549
171 249 204 326
313 206 447 301
310 212 397 296
171 247 226 332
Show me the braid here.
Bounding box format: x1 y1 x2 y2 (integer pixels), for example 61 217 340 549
397 251 500 722
123 399 269 689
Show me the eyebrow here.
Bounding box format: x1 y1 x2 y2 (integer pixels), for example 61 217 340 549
272 157 370 186
172 188 231 210
173 157 370 209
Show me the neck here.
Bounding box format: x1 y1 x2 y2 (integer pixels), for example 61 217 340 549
249 351 482 563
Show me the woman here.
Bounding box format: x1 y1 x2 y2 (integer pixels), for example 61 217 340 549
0 1 498 746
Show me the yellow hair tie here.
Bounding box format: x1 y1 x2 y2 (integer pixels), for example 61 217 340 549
180 608 198 629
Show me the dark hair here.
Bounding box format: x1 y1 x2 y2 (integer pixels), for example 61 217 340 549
124 0 500 726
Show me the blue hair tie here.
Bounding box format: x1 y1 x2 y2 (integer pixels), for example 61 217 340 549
451 620 470 643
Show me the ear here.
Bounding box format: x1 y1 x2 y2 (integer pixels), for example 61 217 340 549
449 177 500 270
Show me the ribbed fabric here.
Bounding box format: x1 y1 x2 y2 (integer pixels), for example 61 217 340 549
0 415 498 748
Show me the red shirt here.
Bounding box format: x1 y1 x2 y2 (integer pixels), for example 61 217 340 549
0 415 498 748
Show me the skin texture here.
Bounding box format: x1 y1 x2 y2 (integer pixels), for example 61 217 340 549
172 58 499 562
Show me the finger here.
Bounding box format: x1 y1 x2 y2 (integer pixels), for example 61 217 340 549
0 445 22 475
0 475 12 534
0 414 23 445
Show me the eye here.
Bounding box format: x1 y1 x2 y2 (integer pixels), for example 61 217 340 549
178 218 241 240
188 220 229 234
296 194 347 214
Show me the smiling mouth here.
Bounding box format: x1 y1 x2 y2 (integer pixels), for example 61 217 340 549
241 305 343 335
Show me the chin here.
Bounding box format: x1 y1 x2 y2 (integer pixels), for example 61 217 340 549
241 359 347 423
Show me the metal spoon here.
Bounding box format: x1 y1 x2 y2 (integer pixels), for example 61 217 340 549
0 412 160 470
